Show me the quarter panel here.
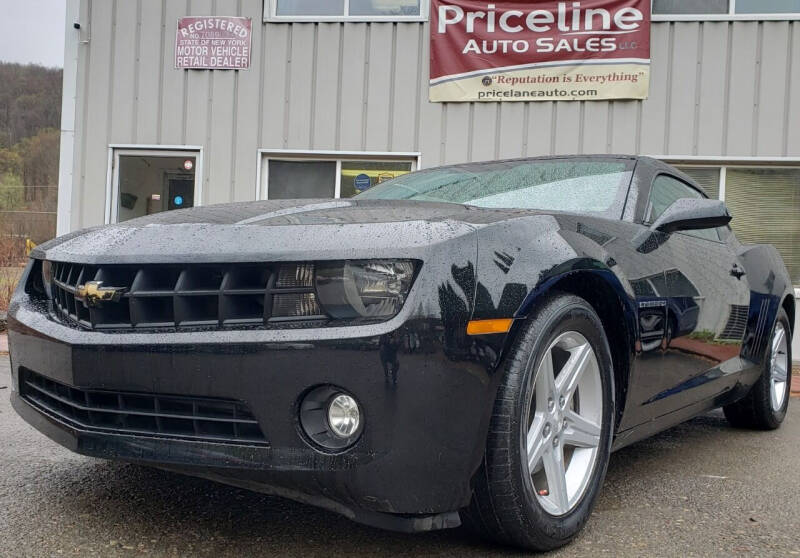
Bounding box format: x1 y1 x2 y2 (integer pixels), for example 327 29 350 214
737 242 795 365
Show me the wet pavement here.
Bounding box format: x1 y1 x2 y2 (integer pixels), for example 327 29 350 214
1 355 798 557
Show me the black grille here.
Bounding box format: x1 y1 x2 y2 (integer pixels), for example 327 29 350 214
49 261 323 330
20 369 268 446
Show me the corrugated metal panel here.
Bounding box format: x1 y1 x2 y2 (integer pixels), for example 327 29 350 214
71 0 800 229
79 0 114 226
695 22 729 155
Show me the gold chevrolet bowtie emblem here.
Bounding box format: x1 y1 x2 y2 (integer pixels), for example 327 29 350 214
75 281 127 307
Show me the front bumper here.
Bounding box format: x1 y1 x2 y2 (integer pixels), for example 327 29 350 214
7 293 497 531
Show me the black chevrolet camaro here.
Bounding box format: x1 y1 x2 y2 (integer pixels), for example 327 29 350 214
7 156 794 551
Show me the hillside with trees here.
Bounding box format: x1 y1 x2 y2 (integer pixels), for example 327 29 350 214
0 62 62 192
0 63 61 145
0 63 62 311
0 62 62 246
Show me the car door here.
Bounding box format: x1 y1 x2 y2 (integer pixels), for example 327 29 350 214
621 173 751 429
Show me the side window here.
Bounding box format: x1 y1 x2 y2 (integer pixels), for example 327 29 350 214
646 174 720 241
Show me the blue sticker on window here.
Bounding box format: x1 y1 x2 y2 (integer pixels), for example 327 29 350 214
174 195 184 206
354 173 372 192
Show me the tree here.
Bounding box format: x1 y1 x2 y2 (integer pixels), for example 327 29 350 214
0 62 62 145
0 171 23 210
0 148 21 177
16 128 60 187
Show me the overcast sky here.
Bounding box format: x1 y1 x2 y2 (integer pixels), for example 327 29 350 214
0 0 66 68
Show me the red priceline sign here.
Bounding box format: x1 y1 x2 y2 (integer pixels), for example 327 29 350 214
430 0 651 102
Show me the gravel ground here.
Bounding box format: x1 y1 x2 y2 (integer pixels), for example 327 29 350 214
1 355 798 557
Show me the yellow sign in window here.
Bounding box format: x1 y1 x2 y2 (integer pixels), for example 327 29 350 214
340 161 413 197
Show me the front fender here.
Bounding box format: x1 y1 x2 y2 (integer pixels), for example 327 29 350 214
470 215 635 364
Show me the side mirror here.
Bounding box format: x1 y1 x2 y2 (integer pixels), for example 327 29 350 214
650 198 731 234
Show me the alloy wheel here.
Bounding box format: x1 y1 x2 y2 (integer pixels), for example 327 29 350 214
525 331 603 517
769 323 789 412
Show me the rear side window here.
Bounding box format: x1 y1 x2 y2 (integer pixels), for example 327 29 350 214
646 174 720 241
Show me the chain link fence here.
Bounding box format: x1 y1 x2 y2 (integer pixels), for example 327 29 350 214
0 184 57 243
1 184 57 313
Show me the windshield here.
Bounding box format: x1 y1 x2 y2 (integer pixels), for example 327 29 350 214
355 158 634 215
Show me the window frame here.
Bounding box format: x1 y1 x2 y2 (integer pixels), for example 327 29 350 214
263 0 430 22
671 164 725 200
643 171 727 243
106 145 204 225
644 172 711 224
651 0 800 21
256 149 421 200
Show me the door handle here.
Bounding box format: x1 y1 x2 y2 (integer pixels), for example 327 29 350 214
730 264 746 279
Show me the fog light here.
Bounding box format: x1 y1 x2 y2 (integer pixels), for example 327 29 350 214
300 386 363 451
327 394 360 438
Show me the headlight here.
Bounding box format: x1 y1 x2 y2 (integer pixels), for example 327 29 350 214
40 260 53 298
315 260 415 320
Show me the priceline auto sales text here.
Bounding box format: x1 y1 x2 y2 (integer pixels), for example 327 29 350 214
437 2 645 54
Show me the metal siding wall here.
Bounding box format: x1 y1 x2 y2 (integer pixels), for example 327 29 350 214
695 23 729 155
287 24 315 149
160 1 188 145
72 1 800 229
109 0 137 144
667 23 700 154
726 23 759 156
498 103 525 159
232 0 265 201
789 26 800 154
525 103 555 156
639 23 670 154
79 0 114 227
69 0 90 229
391 24 421 151
339 24 367 151
136 0 163 143
311 24 341 149
758 22 792 156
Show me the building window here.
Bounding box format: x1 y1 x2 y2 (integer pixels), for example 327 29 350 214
673 164 800 285
652 0 800 18
258 151 418 200
339 160 414 197
725 168 800 286
108 147 202 224
734 0 800 13
268 160 338 199
653 0 729 15
266 0 427 21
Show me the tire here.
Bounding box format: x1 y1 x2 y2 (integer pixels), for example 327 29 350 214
463 293 615 551
723 308 792 430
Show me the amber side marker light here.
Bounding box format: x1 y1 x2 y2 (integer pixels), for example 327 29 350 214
466 318 514 335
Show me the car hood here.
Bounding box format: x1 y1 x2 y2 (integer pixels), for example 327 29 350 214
34 199 549 264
